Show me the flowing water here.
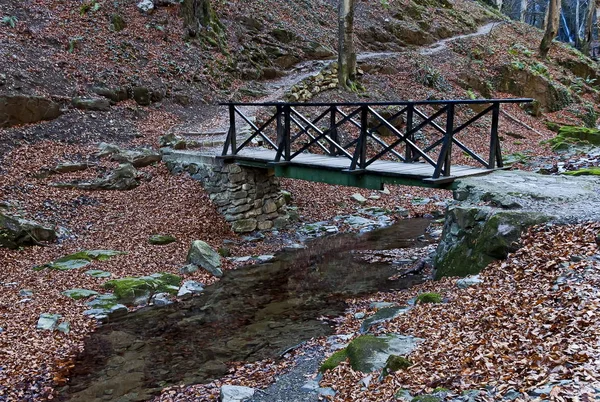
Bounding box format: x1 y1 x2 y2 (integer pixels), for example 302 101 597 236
60 219 433 401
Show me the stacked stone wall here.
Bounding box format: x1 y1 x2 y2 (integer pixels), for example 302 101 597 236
166 157 289 233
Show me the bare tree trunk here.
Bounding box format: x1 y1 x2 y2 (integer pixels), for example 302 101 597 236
338 0 357 89
580 0 596 55
181 0 220 39
540 0 561 58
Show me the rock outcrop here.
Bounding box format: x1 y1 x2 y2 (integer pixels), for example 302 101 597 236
0 212 57 249
0 95 61 127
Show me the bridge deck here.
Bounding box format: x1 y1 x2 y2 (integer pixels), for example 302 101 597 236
231 148 493 187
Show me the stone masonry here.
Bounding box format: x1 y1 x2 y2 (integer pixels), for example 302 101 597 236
163 150 290 233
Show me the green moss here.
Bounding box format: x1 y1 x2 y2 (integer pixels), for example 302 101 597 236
545 121 561 132
319 349 348 372
563 167 600 176
104 272 181 304
412 396 441 402
34 249 125 271
557 125 600 145
346 335 388 372
62 288 99 300
382 355 411 376
432 387 450 393
148 234 177 245
416 292 442 304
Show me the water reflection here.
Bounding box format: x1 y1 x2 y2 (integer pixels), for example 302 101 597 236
61 219 432 402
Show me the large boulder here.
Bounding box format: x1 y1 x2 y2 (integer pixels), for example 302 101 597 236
0 95 61 127
72 97 111 111
496 64 572 112
434 206 550 279
0 213 57 249
320 334 423 373
187 240 223 277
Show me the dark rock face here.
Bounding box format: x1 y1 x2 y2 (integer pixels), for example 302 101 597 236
0 213 57 249
496 64 573 112
0 95 61 127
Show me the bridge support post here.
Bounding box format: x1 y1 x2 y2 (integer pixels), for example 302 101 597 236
329 106 338 156
489 102 502 169
433 104 455 178
405 104 414 161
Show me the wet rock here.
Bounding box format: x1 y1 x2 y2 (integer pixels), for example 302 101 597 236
177 280 204 299
360 306 409 333
317 387 336 397
351 193 367 204
220 385 255 402
36 313 61 331
300 380 320 392
51 163 141 191
57 321 71 334
0 94 61 128
456 275 483 289
187 240 223 277
62 288 99 300
256 255 275 263
150 292 172 306
149 234 177 245
19 289 33 297
84 269 112 278
179 264 199 275
104 273 181 305
345 215 378 228
0 213 57 249
137 0 154 13
369 301 395 309
72 97 111 111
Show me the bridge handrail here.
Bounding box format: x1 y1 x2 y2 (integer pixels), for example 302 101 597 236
219 99 533 107
220 98 533 179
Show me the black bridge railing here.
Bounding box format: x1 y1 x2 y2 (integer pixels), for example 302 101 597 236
220 99 532 179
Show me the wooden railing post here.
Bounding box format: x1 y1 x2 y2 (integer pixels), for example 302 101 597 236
329 106 338 156
433 104 454 178
284 104 291 161
489 102 502 169
222 104 237 156
275 105 285 162
405 104 414 162
359 106 368 169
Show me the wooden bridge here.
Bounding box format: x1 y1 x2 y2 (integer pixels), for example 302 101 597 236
219 99 532 189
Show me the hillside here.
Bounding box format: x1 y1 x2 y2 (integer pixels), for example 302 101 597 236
2 0 600 401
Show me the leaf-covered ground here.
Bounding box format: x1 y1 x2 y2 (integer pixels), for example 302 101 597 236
2 0 600 401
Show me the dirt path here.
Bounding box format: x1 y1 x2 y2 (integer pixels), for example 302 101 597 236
168 21 502 146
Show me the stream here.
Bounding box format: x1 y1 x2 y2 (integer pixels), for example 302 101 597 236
60 219 432 401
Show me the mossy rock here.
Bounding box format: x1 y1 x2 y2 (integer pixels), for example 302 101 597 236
148 234 177 245
346 335 389 372
34 249 125 271
563 167 600 176
382 354 411 376
557 126 600 145
434 207 550 279
103 272 181 305
412 396 441 402
319 349 348 372
62 288 99 300
416 292 442 304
